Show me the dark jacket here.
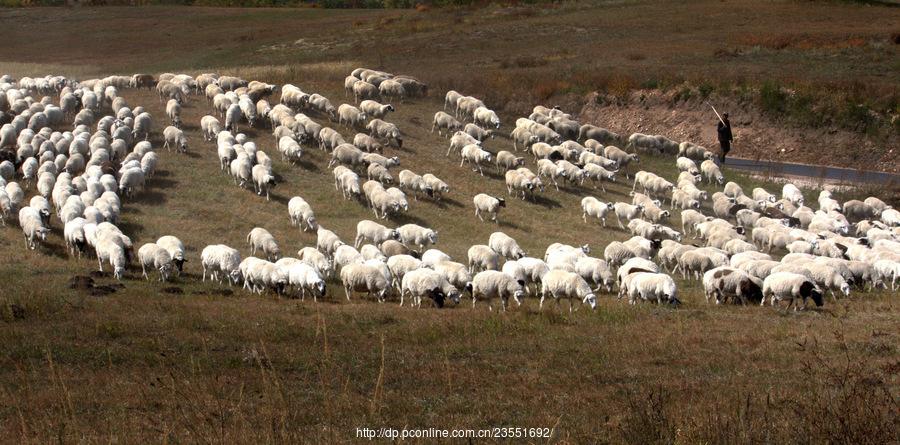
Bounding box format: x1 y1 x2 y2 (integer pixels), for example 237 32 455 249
717 119 733 142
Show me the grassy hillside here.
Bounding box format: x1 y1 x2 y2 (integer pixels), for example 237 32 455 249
0 2 898 443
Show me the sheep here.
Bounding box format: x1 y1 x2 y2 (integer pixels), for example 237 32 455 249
247 227 280 261
18 206 51 250
400 268 460 308
495 150 525 174
251 164 276 201
138 243 174 282
582 197 614 226
353 81 379 103
341 262 390 302
397 224 437 252
362 153 400 170
864 197 890 213
613 202 644 229
63 217 87 257
307 94 336 120
575 256 615 293
328 143 366 170
539 269 597 312
700 160 725 184
378 79 405 103
625 272 680 305
842 199 880 222
355 220 400 248
224 103 243 133
287 196 318 232
676 157 700 175
353 133 383 154
874 260 899 290
678 248 729 280
444 90 462 110
882 208 900 227
460 144 493 175
162 126 187 153
397 170 432 200
463 123 492 142
510 127 538 152
505 170 535 200
473 194 505 223
165 99 182 128
723 181 744 199
447 131 480 157
367 163 393 184
368 188 402 219
468 270 526 311
201 244 242 284
297 247 334 279
455 96 485 120
422 174 449 201
473 107 500 129
468 244 502 274
357 100 393 120
366 119 403 148
337 103 367 128
488 231 526 259
335 168 361 200
95 237 127 280
579 125 620 146
702 267 764 304
156 235 186 275
431 111 462 137
781 183 804 206
762 272 823 310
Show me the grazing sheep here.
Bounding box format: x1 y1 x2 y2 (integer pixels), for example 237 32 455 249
625 272 680 305
422 174 449 200
18 206 50 250
341 262 390 302
379 79 405 103
842 200 879 222
700 160 724 184
473 107 500 129
353 81 379 103
432 111 462 137
539 269 597 312
762 272 823 310
702 266 763 304
201 115 222 141
467 244 502 274
157 235 186 275
400 268 460 308
353 133 383 153
224 103 242 133
676 157 700 175
95 237 127 280
366 119 403 148
488 231 526 259
367 163 393 184
505 170 535 200
251 164 276 201
247 227 280 261
138 243 174 282
288 196 318 232
468 270 526 311
328 143 366 169
397 170 432 200
201 244 242 284
473 193 505 223
782 183 804 206
874 260 899 290
338 104 367 128
163 126 187 153
286 262 327 301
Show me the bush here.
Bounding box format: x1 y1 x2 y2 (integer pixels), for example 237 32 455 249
759 81 788 114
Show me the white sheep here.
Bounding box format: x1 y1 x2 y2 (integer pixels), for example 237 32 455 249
613 202 644 229
366 119 403 148
162 125 187 153
298 247 334 278
539 269 597 312
355 220 400 248
762 272 823 310
466 244 501 274
468 270 526 311
400 268 460 308
700 160 724 184
460 144 492 176
341 262 390 302
138 243 174 282
288 196 318 232
247 227 280 261
287 262 327 301
484 233 523 261
625 272 680 305
18 206 50 250
473 107 500 129
581 197 614 226
95 237 127 280
201 244 242 284
431 111 462 137
397 224 437 252
251 164 276 201
473 194 505 223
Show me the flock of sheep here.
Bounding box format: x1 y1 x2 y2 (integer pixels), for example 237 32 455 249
1 68 898 312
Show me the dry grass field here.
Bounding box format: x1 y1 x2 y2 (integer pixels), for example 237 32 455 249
0 2 898 443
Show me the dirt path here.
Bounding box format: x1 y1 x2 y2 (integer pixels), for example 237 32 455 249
579 90 899 174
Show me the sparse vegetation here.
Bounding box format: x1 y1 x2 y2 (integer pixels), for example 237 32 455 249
0 1 898 442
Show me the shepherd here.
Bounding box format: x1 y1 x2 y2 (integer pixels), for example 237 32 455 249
716 111 733 163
